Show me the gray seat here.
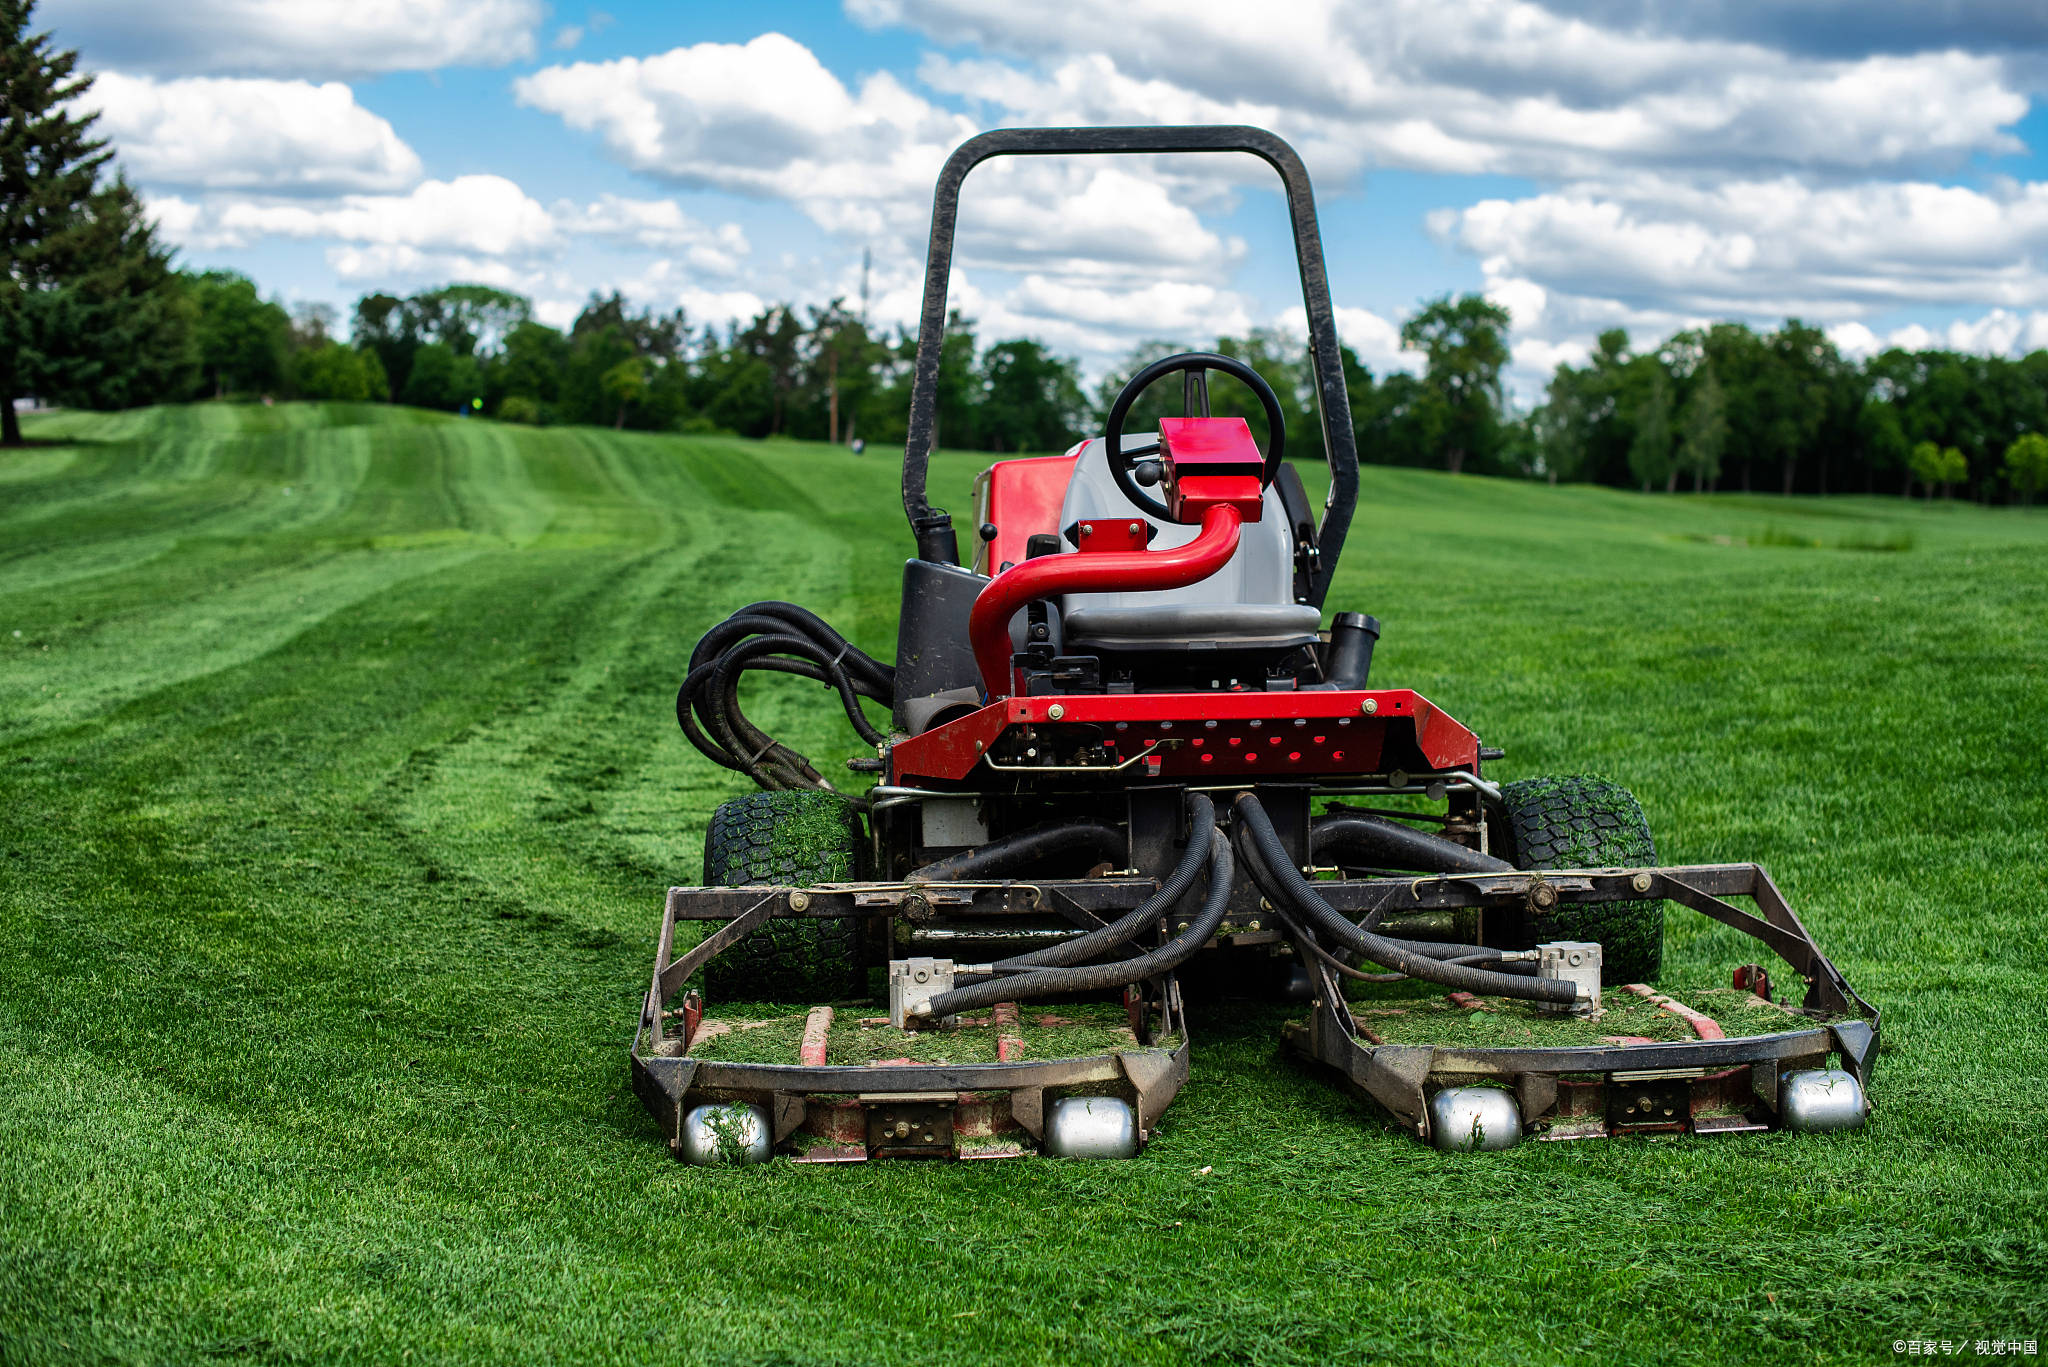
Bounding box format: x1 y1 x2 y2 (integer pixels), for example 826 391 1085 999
1054 437 1321 650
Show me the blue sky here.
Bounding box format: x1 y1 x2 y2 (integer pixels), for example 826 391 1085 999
41 0 2048 400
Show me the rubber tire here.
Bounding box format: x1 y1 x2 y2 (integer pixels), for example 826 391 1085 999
1490 775 1662 984
701 790 866 1002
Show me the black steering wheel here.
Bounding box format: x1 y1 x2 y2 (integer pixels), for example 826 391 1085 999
1102 351 1286 522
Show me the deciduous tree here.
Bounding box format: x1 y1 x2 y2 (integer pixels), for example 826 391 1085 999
1399 293 1510 475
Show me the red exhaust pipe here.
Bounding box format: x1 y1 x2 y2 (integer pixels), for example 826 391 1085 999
968 504 1245 698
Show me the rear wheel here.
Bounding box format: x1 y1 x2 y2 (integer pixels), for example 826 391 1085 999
702 790 867 1001
1489 775 1662 984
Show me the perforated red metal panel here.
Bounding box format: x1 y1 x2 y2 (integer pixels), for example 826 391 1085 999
887 689 1480 786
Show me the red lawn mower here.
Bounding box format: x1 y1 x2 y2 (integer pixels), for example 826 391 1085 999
632 126 1878 1164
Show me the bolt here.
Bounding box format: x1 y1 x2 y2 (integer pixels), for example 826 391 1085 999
788 891 811 912
1128 521 1142 535
1048 703 1066 720
1632 871 1654 893
1361 697 1379 715
1247 920 1261 932
895 1120 911 1139
923 1133 935 1144
1531 882 1558 908
914 969 929 983
1080 523 1093 537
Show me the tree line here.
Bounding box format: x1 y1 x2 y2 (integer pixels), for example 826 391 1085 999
1526 319 2048 503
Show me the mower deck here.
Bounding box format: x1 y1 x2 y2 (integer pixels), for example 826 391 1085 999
632 859 1878 1159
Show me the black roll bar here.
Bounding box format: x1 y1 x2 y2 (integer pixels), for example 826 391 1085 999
899 125 1361 608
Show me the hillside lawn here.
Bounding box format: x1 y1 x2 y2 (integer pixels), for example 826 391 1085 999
2 403 2044 1365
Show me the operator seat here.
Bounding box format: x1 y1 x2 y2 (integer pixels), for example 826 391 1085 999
1052 436 1322 651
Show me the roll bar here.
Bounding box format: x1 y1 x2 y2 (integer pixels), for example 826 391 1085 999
899 125 1360 609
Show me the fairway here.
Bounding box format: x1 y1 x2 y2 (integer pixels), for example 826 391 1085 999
3 403 2045 1365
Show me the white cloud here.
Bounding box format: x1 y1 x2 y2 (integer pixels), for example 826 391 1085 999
553 25 584 50
513 34 971 216
43 0 542 77
1272 304 1425 376
856 0 2027 178
205 176 560 257
1445 177 2048 323
514 32 1270 361
87 74 421 194
550 196 750 274
675 286 771 327
1881 309 2048 357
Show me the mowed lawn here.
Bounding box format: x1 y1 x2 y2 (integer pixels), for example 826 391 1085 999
2 402 2044 1366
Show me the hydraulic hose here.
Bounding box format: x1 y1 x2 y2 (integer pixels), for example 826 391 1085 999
1235 793 1578 1006
909 822 1126 883
989 793 1217 970
919 824 1235 1018
676 601 895 798
1311 815 1513 876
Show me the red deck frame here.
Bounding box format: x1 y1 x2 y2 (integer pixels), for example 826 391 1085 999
887 688 1481 786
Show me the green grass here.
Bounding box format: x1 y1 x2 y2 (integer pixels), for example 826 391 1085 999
2 402 2044 1365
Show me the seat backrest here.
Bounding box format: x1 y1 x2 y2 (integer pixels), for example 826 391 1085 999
1053 437 1320 649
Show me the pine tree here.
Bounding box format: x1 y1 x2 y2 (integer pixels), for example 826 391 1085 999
1 0 191 443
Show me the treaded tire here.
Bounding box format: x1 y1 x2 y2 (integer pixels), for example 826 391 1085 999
702 790 866 1002
1491 775 1662 984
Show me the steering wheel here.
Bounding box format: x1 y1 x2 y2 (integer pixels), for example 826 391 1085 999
1102 351 1286 522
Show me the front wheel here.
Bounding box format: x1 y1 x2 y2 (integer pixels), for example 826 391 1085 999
1488 775 1662 984
701 790 867 1001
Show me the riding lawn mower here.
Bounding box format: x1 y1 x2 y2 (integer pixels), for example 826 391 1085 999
632 126 1879 1163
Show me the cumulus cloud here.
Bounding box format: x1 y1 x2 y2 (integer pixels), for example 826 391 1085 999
1849 309 2048 358
202 176 560 257
1443 178 2048 325
513 36 1259 278
838 0 2047 378
514 34 971 220
514 32 1263 357
1536 1 2048 61
1270 304 1425 377
87 74 421 194
856 0 2027 178
42 0 542 77
551 196 751 274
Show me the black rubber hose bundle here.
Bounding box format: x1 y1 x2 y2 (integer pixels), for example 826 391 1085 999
988 794 1217 971
1235 793 1578 1006
1311 814 1513 876
676 602 895 797
918 823 1235 1019
909 822 1127 883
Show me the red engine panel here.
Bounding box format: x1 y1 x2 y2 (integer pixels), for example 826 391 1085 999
887 689 1480 786
971 453 1078 576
